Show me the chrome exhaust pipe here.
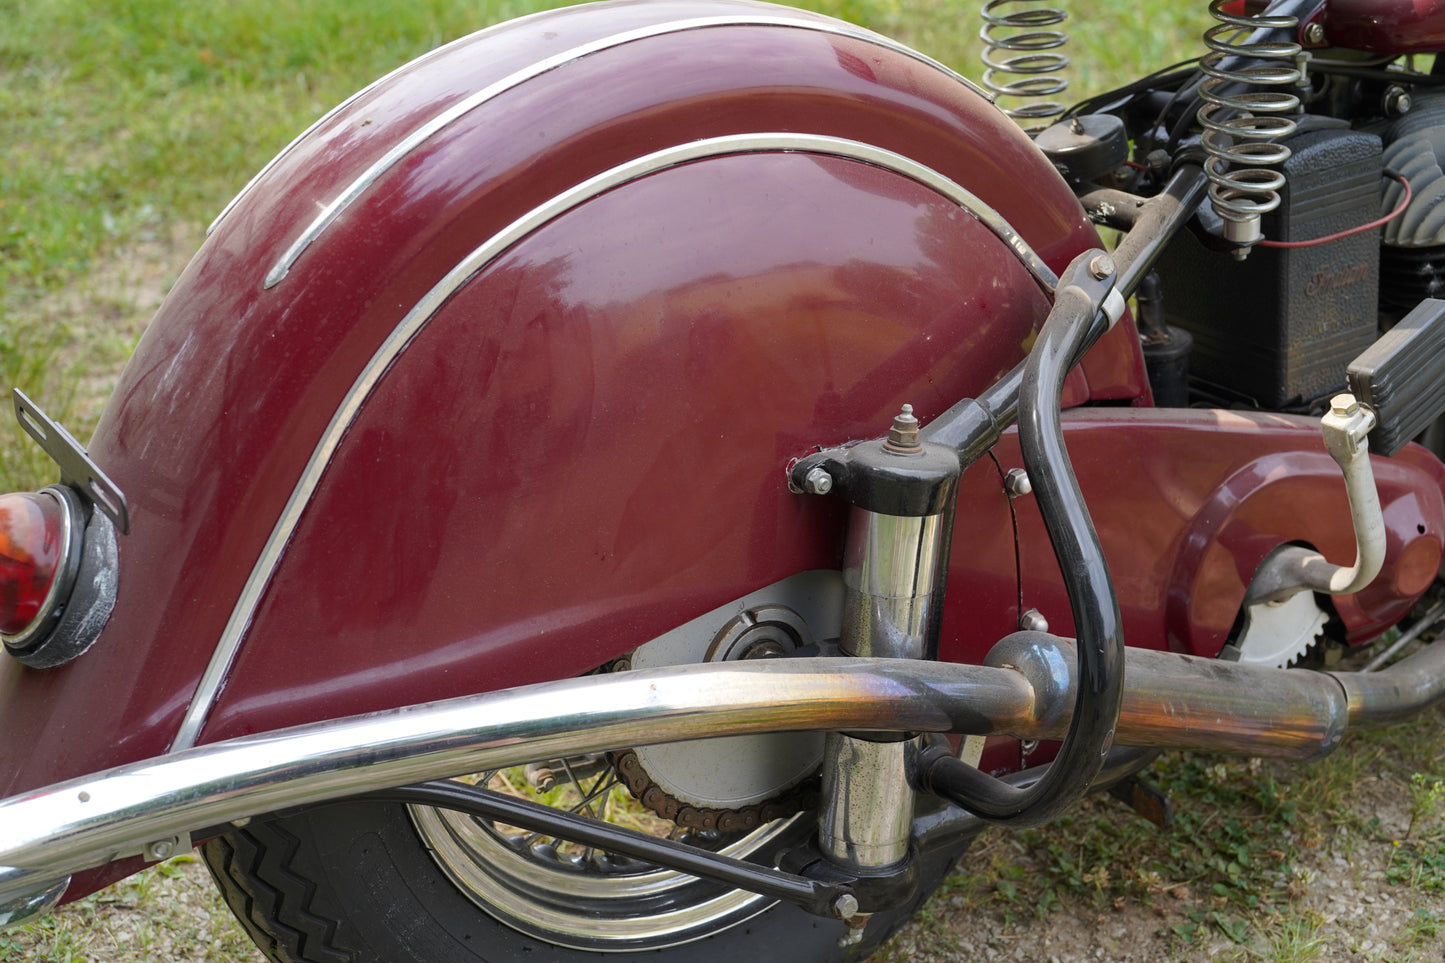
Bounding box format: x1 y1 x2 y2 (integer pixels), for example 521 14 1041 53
3 635 1444 926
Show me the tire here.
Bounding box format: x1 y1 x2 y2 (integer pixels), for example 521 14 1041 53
201 783 972 963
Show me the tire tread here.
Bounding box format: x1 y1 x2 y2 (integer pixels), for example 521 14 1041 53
202 823 356 963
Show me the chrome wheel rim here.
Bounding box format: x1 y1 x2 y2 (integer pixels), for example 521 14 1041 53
409 760 804 951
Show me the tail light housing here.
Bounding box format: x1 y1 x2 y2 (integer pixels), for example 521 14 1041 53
0 485 116 668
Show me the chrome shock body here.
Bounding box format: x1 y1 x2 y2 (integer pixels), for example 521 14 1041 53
790 405 963 942
1197 0 1303 253
979 0 1070 133
818 506 948 869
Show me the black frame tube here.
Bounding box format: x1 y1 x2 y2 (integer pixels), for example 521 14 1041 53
917 251 1127 826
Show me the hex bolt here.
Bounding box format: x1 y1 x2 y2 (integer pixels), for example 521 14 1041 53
1089 253 1115 280
1303 21 1325 45
1019 608 1050 633
831 893 860 921
1004 468 1032 497
883 404 923 455
804 467 834 495
145 839 175 861
1383 85 1412 116
1330 393 1359 418
524 762 557 793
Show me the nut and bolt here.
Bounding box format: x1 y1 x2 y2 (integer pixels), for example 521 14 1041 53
835 902 870 949
804 467 834 495
1019 608 1050 633
1003 468 1032 497
1330 393 1360 418
524 762 557 793
1089 253 1115 280
883 404 923 455
1302 21 1326 45
145 838 175 861
1383 85 1412 116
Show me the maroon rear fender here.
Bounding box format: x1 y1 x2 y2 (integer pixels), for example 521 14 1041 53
0 0 1122 820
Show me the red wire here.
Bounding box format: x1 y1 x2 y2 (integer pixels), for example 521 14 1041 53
1256 170 1412 249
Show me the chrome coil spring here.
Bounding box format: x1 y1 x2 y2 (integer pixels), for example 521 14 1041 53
980 0 1069 134
1196 0 1302 248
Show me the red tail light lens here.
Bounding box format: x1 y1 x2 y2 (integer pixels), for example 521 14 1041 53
0 491 68 638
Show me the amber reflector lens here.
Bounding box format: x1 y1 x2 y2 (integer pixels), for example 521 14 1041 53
0 492 65 637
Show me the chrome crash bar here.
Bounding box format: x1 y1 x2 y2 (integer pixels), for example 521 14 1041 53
6 633 1445 925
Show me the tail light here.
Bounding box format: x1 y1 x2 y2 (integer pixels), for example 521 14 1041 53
0 490 74 641
0 485 115 668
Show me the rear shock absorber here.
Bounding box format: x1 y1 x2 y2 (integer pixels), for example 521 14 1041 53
980 0 1070 134
1197 0 1302 256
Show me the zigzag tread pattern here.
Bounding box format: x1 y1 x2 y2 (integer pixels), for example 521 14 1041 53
201 824 358 963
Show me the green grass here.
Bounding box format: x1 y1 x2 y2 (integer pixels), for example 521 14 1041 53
0 0 1213 483
929 701 1445 961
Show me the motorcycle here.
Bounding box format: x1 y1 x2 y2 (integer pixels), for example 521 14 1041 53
3 0 1445 959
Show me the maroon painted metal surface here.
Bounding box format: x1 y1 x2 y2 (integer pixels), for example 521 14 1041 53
0 0 1106 805
1312 0 1445 54
205 146 1069 738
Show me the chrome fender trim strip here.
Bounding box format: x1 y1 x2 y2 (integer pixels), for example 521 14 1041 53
172 132 1056 752
258 14 991 287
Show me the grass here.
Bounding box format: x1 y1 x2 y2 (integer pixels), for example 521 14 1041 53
919 698 1445 962
0 0 1210 491
5 1 1438 962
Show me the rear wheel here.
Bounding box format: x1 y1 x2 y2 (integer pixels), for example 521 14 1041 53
201 759 972 963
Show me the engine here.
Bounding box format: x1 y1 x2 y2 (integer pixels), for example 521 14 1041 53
1380 92 1445 314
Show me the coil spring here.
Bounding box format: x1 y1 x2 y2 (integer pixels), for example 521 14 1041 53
1196 0 1302 247
980 0 1069 134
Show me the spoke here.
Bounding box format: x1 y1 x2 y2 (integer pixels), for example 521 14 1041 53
576 772 621 817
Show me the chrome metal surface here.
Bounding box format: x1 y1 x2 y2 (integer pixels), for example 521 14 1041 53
818 735 915 866
979 0 1070 133
173 131 1056 752
15 629 1445 909
1196 0 1301 249
262 13 992 288
990 632 1353 757
825 490 947 870
1017 608 1048 632
1338 637 1445 726
0 869 67 929
4 657 1038 903
411 773 803 949
840 508 946 660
